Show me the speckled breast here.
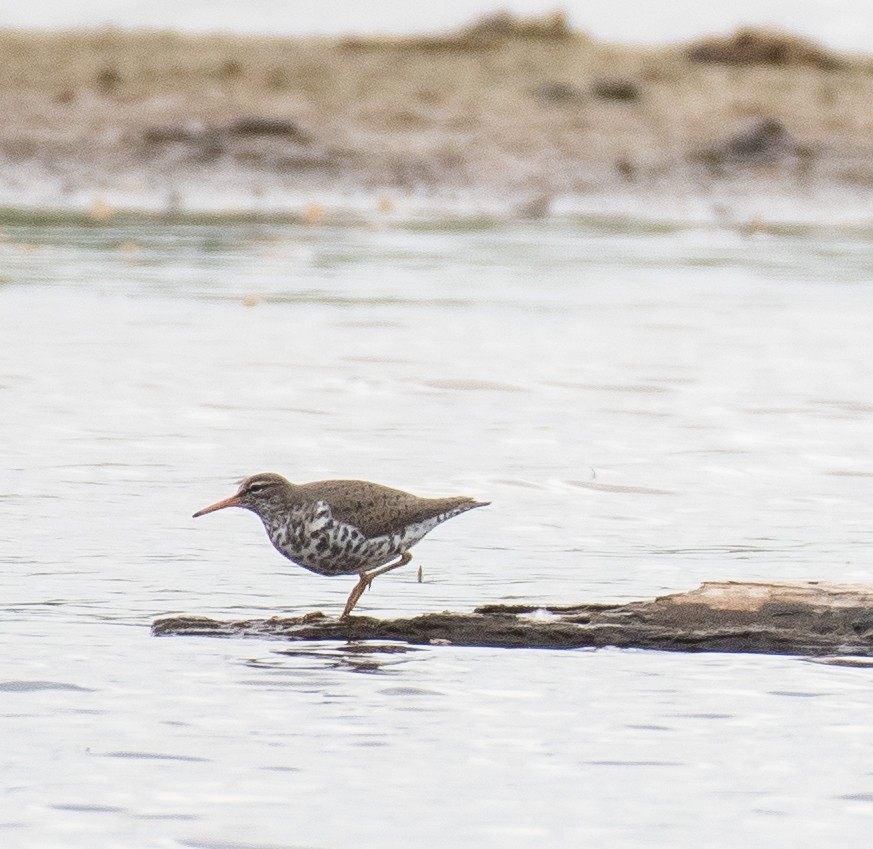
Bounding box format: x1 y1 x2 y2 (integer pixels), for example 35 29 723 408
262 501 444 576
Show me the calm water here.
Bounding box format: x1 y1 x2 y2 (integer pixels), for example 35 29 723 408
2 212 873 847
2 0 871 54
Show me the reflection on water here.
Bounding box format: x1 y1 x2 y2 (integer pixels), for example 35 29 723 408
253 642 423 675
2 213 873 846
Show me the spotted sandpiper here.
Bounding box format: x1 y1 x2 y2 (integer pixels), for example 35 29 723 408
193 473 488 618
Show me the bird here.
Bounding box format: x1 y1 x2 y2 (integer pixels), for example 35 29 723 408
192 472 489 619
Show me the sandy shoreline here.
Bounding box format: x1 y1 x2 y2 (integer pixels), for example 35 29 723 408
3 19 873 221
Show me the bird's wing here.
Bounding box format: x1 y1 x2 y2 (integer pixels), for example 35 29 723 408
298 479 478 538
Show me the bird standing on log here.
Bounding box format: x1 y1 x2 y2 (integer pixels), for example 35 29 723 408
193 472 489 618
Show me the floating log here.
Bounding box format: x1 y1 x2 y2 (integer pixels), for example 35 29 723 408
151 581 873 657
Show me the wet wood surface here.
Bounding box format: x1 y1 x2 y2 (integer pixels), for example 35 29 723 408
152 581 873 657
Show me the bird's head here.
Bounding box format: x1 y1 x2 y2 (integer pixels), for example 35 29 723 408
192 473 293 519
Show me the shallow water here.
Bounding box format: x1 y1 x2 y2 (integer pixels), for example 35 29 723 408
2 212 873 847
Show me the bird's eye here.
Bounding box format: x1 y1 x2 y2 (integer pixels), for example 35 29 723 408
246 482 267 494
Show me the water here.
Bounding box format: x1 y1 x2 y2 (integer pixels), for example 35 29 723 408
2 213 873 847
2 0 871 54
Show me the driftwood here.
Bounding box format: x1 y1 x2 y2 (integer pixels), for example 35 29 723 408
151 581 873 658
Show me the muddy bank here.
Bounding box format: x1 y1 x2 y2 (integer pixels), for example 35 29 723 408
3 21 873 217
152 581 873 657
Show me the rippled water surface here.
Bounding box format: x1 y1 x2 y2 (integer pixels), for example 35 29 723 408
2 212 873 847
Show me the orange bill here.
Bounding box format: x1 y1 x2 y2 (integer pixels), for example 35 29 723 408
192 493 242 518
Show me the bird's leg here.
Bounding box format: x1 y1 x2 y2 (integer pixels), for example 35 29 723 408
340 551 413 619
364 550 413 584
340 574 370 620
